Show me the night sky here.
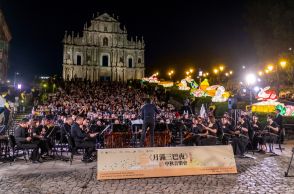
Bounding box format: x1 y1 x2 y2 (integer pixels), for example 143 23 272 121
1 0 257 81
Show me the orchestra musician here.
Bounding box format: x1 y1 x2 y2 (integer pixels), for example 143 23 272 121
14 118 41 163
220 116 235 144
71 116 98 163
223 112 235 129
197 115 218 146
231 115 249 156
250 115 265 152
263 115 280 148
274 108 284 143
183 116 202 146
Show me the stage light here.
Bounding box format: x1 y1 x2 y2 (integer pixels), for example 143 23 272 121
254 86 260 92
245 73 256 85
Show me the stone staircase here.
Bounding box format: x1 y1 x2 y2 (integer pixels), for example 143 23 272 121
7 111 30 135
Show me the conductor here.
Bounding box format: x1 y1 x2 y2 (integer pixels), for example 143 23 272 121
140 98 160 147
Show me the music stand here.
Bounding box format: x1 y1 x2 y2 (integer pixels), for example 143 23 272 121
131 119 143 148
285 147 294 177
52 124 70 162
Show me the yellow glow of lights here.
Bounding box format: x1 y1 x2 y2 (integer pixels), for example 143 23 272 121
213 69 219 74
258 71 263 76
265 69 269 74
267 65 274 71
219 66 224 71
225 73 229 76
280 60 287 68
189 69 193 73
229 71 233 75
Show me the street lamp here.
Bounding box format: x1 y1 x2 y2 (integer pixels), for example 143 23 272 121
43 83 48 93
219 65 224 72
17 84 22 90
245 73 256 105
198 70 203 83
258 71 263 76
14 72 20 88
168 70 174 80
280 60 287 68
267 64 274 72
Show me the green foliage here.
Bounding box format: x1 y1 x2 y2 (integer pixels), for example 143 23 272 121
214 102 228 117
237 101 248 110
194 96 212 106
170 89 191 103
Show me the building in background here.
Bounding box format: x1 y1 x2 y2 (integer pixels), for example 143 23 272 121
0 9 11 82
62 13 145 82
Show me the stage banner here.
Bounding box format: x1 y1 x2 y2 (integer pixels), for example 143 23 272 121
97 145 237 180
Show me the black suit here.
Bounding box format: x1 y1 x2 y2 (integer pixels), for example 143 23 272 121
274 114 284 143
274 114 283 129
14 126 40 161
140 103 160 147
71 122 95 159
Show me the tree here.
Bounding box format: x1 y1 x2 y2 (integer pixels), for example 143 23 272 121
246 0 294 60
245 0 294 86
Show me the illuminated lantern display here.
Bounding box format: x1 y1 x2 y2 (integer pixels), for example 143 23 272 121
251 101 280 113
257 86 278 101
158 81 173 88
191 89 205 97
178 79 191 90
205 85 220 97
200 79 209 90
212 86 229 102
142 73 159 83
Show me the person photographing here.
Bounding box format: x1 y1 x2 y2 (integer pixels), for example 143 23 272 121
140 98 160 147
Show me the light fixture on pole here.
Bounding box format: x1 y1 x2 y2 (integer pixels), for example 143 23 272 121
245 73 256 105
199 70 203 83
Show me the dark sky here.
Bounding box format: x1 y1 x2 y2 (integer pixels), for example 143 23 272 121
1 0 257 81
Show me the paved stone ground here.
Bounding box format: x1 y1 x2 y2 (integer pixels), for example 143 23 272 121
1 143 294 194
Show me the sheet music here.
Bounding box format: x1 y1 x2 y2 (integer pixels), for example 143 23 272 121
131 119 143 125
